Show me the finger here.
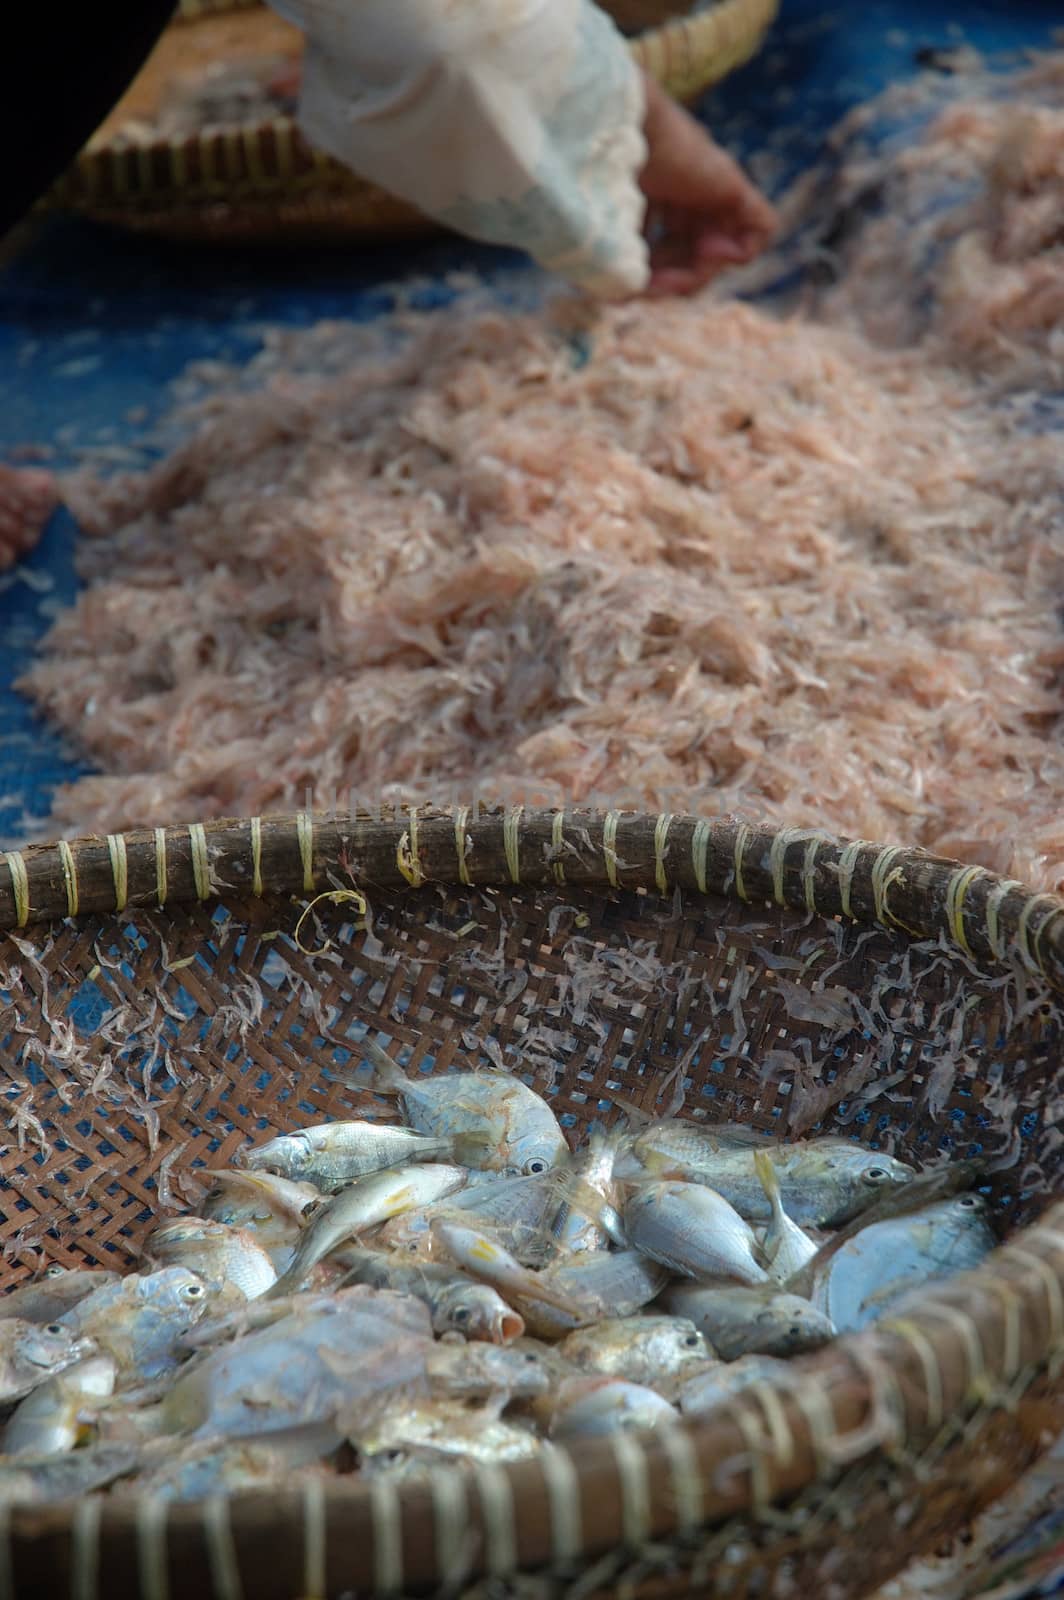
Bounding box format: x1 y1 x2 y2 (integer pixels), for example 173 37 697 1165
733 181 780 234
0 466 58 555
645 265 706 297
692 229 755 265
647 204 698 270
648 235 694 272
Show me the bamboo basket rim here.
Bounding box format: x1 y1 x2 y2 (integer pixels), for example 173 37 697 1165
2 806 1062 1599
3 806 1064 988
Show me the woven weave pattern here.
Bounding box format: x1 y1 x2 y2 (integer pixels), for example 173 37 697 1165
1 882 1060 1276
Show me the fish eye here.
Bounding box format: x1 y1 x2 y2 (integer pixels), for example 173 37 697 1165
787 1325 801 1339
44 1324 64 1336
958 1195 979 1208
183 1283 206 1299
683 1335 700 1348
863 1166 890 1184
451 1307 471 1324
523 1353 540 1364
45 1265 66 1279
524 1158 549 1176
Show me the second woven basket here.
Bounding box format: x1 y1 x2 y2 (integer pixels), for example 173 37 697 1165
40 0 779 243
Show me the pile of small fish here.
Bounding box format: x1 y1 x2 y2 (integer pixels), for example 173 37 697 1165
0 1040 999 1506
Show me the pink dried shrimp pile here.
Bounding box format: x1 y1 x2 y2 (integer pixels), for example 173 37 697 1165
21 52 1064 888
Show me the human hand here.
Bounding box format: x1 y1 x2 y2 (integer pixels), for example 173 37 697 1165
638 73 778 296
0 465 57 571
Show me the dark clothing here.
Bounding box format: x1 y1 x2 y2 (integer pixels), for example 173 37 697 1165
3 1 176 238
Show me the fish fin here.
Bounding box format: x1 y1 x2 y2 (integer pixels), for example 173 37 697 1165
752 1149 781 1209
449 1132 498 1169
538 1162 623 1254
352 1036 411 1093
782 1234 836 1299
601 1091 654 1127
582 1118 631 1155
433 1221 585 1319
517 1272 589 1319
701 1122 776 1150
598 1203 629 1248
361 1036 409 1088
659 1062 688 1120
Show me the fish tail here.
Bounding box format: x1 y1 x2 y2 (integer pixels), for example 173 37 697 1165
587 1119 633 1165
264 1237 313 1299
203 1168 300 1225
753 1149 784 1219
601 1091 653 1127
263 1267 297 1300
598 1202 628 1248
486 1255 586 1319
432 1222 582 1317
339 1035 410 1095
532 1268 595 1319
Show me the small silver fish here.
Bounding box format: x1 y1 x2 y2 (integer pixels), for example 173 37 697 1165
162 1285 433 1441
558 1315 713 1385
129 1431 338 1502
59 1268 211 1383
243 1120 484 1192
201 1169 321 1229
357 1446 449 1484
375 1173 560 1265
661 1284 836 1360
435 1223 669 1340
0 1269 121 1325
812 1193 997 1333
538 1125 626 1262
348 1397 542 1464
146 1218 278 1300
753 1149 818 1283
199 1170 321 1277
547 1376 679 1439
268 1164 470 1297
783 1156 992 1300
0 1443 138 1506
0 1317 96 1405
679 1354 794 1415
3 1355 118 1456
338 1248 525 1343
429 1221 589 1336
426 1340 552 1402
617 1121 915 1227
532 1251 673 1339
623 1180 769 1285
345 1036 569 1175
451 1173 563 1263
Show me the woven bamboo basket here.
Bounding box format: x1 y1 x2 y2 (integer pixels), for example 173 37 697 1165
1 806 1062 1600
39 0 779 243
